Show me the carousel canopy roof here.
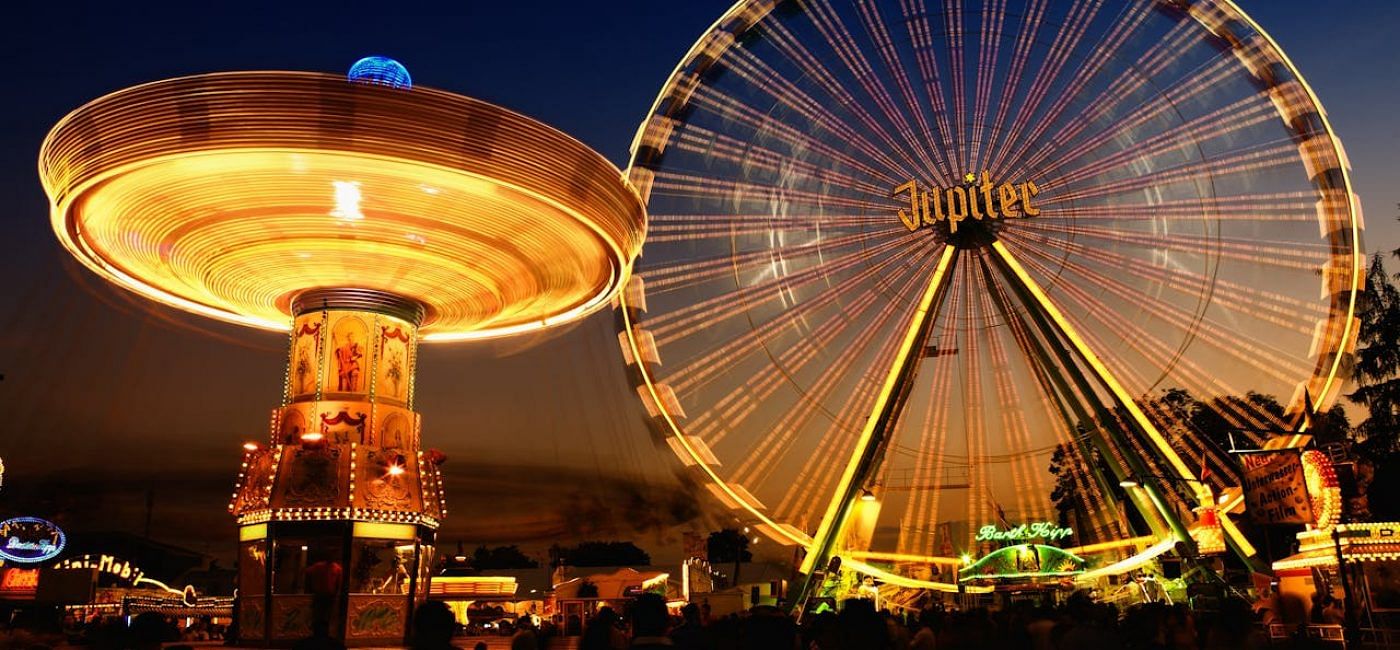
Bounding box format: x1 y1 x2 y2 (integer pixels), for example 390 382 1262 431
39 71 646 341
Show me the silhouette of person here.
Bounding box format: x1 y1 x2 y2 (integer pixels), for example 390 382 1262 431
411 600 460 650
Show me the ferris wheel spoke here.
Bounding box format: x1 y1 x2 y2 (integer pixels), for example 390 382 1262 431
1029 192 1322 227
1011 243 1277 431
886 272 967 556
898 0 962 177
1000 235 1298 455
984 0 1106 175
988 1 1154 175
938 0 969 174
1005 28 1234 175
770 314 922 525
979 0 1048 172
964 0 1005 171
648 172 900 216
974 256 1053 521
1006 227 1322 349
1007 227 1325 334
645 234 912 343
762 244 947 509
848 0 957 182
665 239 931 418
954 261 993 548
1039 142 1303 206
988 252 1196 541
988 241 1204 493
1045 98 1281 189
750 16 943 182
647 215 894 245
1014 220 1326 271
985 242 1271 549
801 0 950 181
790 245 959 578
986 271 1125 541
643 229 891 291
685 87 910 184
1002 231 1312 397
665 123 903 196
730 265 930 489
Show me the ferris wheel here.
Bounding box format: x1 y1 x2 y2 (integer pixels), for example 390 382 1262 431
617 0 1362 598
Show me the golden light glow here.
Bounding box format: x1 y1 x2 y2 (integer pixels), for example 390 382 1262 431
801 245 958 574
1062 536 1155 556
840 557 993 594
351 522 417 540
843 550 963 567
40 72 646 340
1075 537 1179 582
1300 449 1342 529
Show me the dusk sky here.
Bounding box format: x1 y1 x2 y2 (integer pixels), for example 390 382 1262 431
1 0 1397 563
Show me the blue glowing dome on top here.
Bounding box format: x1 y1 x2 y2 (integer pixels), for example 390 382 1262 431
347 56 412 89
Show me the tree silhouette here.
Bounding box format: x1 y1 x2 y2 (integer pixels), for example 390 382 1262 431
469 545 538 570
705 529 753 564
1348 252 1400 460
550 541 650 567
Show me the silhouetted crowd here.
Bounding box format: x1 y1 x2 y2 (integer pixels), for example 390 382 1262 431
0 591 1343 649
474 591 1303 650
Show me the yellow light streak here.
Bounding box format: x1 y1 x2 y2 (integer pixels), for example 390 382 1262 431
843 550 963 566
1075 537 1179 582
801 245 958 574
840 558 992 594
40 72 646 341
990 241 1256 558
1063 536 1156 556
991 241 1196 487
133 577 187 596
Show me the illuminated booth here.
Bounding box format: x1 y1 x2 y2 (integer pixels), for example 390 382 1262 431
1270 450 1400 630
39 57 646 645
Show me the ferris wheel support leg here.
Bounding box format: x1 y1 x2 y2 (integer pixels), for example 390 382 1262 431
977 257 1167 541
987 242 1262 565
790 244 960 615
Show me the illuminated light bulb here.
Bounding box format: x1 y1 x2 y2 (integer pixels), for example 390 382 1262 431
388 464 406 476
243 442 259 452
330 181 365 221
301 432 324 443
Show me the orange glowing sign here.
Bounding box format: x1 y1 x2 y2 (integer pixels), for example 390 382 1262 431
0 568 39 594
893 172 1040 233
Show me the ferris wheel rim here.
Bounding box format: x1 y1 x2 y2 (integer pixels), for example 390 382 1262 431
619 0 1364 568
